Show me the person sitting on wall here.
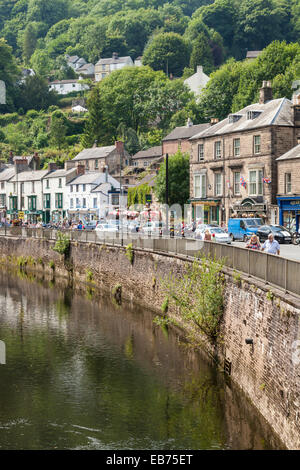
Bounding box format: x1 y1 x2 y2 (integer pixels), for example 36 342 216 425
204 229 212 241
246 234 261 250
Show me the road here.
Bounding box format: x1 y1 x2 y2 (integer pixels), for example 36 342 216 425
232 241 300 262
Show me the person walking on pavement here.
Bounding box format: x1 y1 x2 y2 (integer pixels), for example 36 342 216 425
261 233 280 255
246 234 261 250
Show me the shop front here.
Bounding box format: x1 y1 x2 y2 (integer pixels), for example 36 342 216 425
231 198 268 221
277 196 300 232
191 200 221 224
68 209 98 223
25 210 43 224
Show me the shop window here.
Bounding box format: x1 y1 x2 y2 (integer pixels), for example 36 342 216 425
111 195 119 206
0 194 5 206
285 173 292 194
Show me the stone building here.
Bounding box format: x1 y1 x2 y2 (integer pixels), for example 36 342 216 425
162 119 210 156
276 141 300 231
131 146 163 169
95 53 133 82
72 142 130 175
189 82 300 225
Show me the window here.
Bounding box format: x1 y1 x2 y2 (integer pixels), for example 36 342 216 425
102 73 106 78
198 144 204 161
233 138 240 156
55 193 63 209
0 194 6 206
194 174 206 199
70 185 73 192
82 184 86 192
214 141 221 159
21 197 24 209
95 160 98 169
102 65 106 71
82 198 86 208
46 179 50 189
32 181 35 193
76 198 80 208
13 183 16 193
111 194 119 205
9 196 17 210
234 172 241 195
76 185 79 192
215 173 222 196
70 198 74 208
93 198 97 208
21 183 24 194
1 182 4 190
43 193 51 209
86 161 89 170
28 196 36 211
249 170 263 196
254 135 261 154
285 173 292 194
58 178 62 188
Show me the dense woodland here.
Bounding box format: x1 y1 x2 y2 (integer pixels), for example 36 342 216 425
0 0 299 166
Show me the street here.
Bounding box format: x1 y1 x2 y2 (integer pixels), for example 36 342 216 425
232 241 300 262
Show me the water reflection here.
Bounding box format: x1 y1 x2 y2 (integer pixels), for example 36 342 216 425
0 270 283 450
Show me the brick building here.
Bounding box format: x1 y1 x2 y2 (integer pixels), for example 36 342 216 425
189 82 300 225
162 119 210 156
277 142 300 231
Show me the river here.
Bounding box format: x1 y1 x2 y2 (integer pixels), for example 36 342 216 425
0 270 283 450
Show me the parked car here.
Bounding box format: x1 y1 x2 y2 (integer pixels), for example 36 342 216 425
95 224 119 233
227 218 263 241
256 225 292 244
141 221 163 235
194 224 219 239
84 221 98 230
197 227 232 244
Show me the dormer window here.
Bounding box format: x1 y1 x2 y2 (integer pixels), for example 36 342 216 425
247 110 262 120
228 114 242 123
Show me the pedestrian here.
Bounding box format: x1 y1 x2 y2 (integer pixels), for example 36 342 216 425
204 229 212 241
261 233 280 255
246 234 261 250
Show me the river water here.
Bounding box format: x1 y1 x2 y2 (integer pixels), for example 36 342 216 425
0 270 283 450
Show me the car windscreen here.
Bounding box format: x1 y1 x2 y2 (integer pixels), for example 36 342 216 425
244 220 258 227
272 225 288 232
210 228 225 234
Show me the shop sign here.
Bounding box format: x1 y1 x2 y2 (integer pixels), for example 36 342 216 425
18 211 24 219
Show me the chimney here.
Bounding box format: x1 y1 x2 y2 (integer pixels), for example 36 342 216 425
197 65 203 74
259 80 272 104
76 164 85 176
210 118 219 126
186 117 193 128
32 152 40 170
293 94 300 129
48 162 58 171
112 52 118 60
14 158 29 174
92 140 98 148
115 140 124 154
103 165 108 182
9 151 13 164
64 160 76 170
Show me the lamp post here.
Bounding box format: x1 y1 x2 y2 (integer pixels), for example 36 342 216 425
165 153 169 235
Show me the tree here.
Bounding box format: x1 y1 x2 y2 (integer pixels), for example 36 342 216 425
50 115 67 149
81 87 104 148
30 49 54 77
190 33 214 74
0 38 20 112
142 32 190 77
22 23 37 64
18 75 58 111
154 150 190 207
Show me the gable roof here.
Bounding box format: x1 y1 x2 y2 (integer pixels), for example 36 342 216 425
246 51 262 59
72 146 116 161
96 56 132 66
132 146 162 160
45 168 76 178
10 170 49 182
190 98 294 140
163 123 210 142
277 143 300 161
68 171 119 186
0 167 15 182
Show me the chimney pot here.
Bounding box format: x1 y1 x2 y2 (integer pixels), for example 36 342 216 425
48 162 58 171
197 65 203 74
115 141 124 153
259 80 272 104
76 164 85 176
210 118 219 125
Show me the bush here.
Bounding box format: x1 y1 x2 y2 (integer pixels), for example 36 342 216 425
66 134 80 145
52 232 70 256
0 113 19 126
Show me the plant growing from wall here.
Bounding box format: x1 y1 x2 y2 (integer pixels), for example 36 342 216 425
125 243 134 265
52 232 70 256
160 255 224 342
86 270 93 282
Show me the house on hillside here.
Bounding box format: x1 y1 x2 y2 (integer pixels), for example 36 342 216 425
131 146 163 169
48 79 89 95
66 55 87 71
75 63 95 78
189 81 300 225
246 51 262 60
72 143 130 175
95 53 133 81
184 66 209 100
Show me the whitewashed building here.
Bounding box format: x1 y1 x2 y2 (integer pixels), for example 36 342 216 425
184 65 209 100
48 79 89 95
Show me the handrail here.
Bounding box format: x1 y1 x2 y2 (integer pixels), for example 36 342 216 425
0 226 299 297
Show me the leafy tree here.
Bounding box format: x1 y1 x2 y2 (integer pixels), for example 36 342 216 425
0 38 20 112
81 87 104 147
50 115 67 149
199 0 237 50
190 32 214 74
142 32 190 76
154 150 190 207
18 75 58 111
30 49 54 77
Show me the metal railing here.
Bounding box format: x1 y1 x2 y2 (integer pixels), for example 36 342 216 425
0 226 299 297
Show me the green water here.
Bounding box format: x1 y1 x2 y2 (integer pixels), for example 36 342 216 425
0 271 282 450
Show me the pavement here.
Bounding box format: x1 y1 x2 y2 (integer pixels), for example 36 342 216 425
232 241 300 262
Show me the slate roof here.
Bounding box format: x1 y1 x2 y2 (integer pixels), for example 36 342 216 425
67 172 116 186
91 175 120 191
136 173 156 187
277 143 300 161
72 146 116 161
246 51 262 59
49 79 79 85
163 123 210 141
10 170 49 182
0 167 15 181
132 146 162 160
96 56 132 65
45 168 76 178
190 98 294 140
